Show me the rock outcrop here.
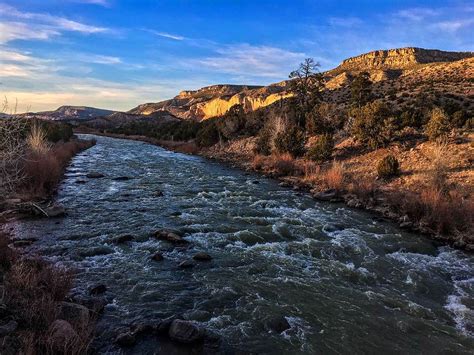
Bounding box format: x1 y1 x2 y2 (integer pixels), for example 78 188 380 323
336 47 473 71
128 83 292 121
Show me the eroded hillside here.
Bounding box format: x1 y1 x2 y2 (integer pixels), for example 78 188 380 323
129 47 474 121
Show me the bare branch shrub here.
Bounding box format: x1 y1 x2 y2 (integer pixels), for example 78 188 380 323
0 117 27 198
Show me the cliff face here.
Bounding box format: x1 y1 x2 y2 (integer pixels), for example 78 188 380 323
128 47 473 120
337 47 473 71
129 83 292 120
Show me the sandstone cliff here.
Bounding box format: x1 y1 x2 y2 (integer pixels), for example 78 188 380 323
335 47 473 71
128 47 473 121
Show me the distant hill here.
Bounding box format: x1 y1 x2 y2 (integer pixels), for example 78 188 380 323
21 106 116 121
128 47 474 121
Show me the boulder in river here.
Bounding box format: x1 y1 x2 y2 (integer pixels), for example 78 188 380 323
154 229 188 244
113 234 135 244
266 316 291 333
45 204 66 217
112 176 131 181
78 246 114 258
168 319 203 344
313 189 339 202
59 302 90 326
151 252 164 261
179 260 195 268
115 331 136 347
193 252 212 261
86 172 105 178
89 284 107 295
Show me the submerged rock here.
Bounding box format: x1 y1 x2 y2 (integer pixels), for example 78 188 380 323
78 246 114 258
115 331 136 347
86 172 105 178
112 176 131 181
266 316 291 333
89 284 107 295
168 319 203 344
179 260 195 268
59 302 90 326
193 252 212 261
313 189 342 202
45 204 66 217
151 252 164 261
154 229 188 244
113 234 135 244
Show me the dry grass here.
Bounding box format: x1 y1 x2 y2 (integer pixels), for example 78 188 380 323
349 178 377 200
302 160 321 183
5 259 72 330
27 123 50 155
270 153 299 176
0 235 94 354
21 140 94 198
323 160 345 190
427 141 450 191
390 187 474 238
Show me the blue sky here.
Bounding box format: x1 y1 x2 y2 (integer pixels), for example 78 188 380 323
1 0 473 112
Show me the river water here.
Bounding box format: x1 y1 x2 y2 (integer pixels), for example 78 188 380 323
13 135 474 354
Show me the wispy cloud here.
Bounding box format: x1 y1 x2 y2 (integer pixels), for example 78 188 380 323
144 29 185 41
79 54 122 64
396 8 440 21
328 17 363 27
0 3 109 44
73 0 110 6
185 44 305 79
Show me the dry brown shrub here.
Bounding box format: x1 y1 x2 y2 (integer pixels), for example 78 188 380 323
427 141 450 191
349 178 377 200
5 259 73 330
251 154 266 170
324 161 345 190
268 153 300 176
302 160 321 183
27 123 50 155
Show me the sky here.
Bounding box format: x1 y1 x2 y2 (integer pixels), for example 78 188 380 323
1 0 473 113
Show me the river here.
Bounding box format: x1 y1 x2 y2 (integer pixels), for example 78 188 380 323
12 135 474 354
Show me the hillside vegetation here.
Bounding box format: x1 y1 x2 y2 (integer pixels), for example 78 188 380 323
100 47 474 249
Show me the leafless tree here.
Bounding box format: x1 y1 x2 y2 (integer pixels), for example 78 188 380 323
0 97 27 199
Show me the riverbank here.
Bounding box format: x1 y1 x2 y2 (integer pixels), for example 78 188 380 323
0 137 97 354
78 130 473 252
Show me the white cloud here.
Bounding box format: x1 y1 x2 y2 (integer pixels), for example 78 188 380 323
186 44 306 79
396 8 440 21
0 21 60 44
79 54 122 64
433 19 474 32
74 0 110 6
0 3 108 44
144 29 185 41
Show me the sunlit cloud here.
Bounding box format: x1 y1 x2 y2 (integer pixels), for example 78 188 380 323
185 44 306 79
0 3 109 44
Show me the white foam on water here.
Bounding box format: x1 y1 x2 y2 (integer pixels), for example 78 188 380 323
282 316 314 353
444 277 474 337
